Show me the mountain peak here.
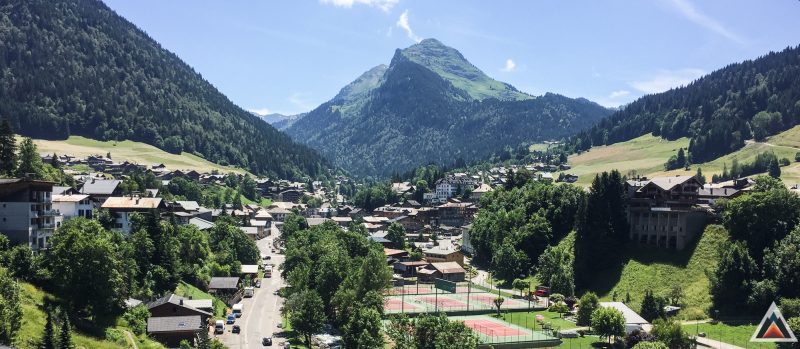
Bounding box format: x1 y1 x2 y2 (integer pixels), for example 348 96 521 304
396 38 530 101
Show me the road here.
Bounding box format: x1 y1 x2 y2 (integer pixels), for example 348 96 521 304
218 236 286 349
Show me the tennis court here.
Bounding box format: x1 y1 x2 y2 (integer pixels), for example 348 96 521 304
450 315 560 347
384 292 534 314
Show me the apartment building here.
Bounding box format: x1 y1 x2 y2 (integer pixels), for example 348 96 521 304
0 178 61 250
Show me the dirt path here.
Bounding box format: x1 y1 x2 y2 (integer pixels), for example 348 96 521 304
695 336 746 349
123 330 139 349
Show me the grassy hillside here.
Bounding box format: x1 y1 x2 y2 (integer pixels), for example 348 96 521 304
581 225 728 320
175 281 228 318
16 282 164 349
29 136 248 174
562 134 689 185
563 125 800 186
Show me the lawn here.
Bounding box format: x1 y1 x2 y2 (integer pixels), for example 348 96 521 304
683 321 776 349
15 282 164 349
581 225 729 320
501 310 578 332
174 281 228 318
29 135 249 174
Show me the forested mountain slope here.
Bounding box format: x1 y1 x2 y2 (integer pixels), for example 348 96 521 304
287 39 611 178
568 45 800 163
0 0 328 179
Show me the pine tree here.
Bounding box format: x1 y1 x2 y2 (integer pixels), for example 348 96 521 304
0 118 17 176
15 138 44 178
768 157 781 178
50 153 61 170
695 168 706 185
41 310 57 349
196 326 211 349
58 314 73 349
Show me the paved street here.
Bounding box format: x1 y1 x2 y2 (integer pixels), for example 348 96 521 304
218 236 286 348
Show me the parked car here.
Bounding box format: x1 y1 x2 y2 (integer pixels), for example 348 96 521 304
226 314 236 324
262 337 273 346
265 256 272 260
255 280 262 288
232 325 240 334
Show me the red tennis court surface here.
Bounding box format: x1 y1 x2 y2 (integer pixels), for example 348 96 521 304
418 296 466 308
463 319 525 337
384 299 417 311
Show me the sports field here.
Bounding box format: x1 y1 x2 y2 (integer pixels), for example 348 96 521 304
449 315 560 347
384 291 535 314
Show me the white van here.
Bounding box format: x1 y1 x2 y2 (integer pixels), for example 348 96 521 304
232 303 244 317
214 320 224 334
244 286 255 298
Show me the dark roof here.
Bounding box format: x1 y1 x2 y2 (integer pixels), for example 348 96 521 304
368 236 391 243
80 179 121 195
208 277 240 290
147 315 203 333
146 293 212 317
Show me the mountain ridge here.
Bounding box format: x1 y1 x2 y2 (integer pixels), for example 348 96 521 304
286 38 610 177
0 0 328 179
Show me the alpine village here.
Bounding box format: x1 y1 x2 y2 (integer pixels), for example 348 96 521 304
0 1 798 349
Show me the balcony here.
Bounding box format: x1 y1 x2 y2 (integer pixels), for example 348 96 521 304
40 209 60 216
39 222 56 229
30 211 39 218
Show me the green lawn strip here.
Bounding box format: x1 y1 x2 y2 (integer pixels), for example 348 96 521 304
175 281 228 318
683 322 776 349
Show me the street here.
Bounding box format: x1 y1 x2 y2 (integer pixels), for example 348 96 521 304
218 236 286 348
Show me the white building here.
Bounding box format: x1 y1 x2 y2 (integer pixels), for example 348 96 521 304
52 194 93 220
434 174 478 201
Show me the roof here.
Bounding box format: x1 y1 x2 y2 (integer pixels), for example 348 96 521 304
175 201 200 211
189 217 214 230
147 315 202 333
423 245 460 256
698 187 740 197
241 264 259 274
101 197 163 209
600 302 649 325
52 194 90 203
383 248 408 257
306 217 329 226
331 216 353 223
646 176 696 191
431 262 466 274
208 277 240 290
369 236 391 244
249 220 268 227
240 227 259 236
182 299 213 310
146 294 212 317
80 179 121 195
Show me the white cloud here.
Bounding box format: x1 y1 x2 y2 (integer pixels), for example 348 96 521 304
608 90 630 99
288 92 316 112
665 0 744 44
630 68 705 94
320 0 398 12
396 10 421 43
247 108 272 116
501 59 516 72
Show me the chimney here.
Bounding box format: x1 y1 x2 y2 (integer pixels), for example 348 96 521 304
179 299 183 305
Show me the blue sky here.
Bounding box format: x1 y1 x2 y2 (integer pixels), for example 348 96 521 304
103 0 800 114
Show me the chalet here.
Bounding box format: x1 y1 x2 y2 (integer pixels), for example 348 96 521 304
422 245 464 266
278 189 303 203
391 182 415 197
626 176 708 250
437 201 477 227
418 262 466 282
393 261 429 277
331 216 352 228
101 196 166 234
189 217 214 231
146 293 212 347
240 226 260 240
698 187 741 206
388 215 423 232
208 277 241 304
384 248 409 262
470 183 493 201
